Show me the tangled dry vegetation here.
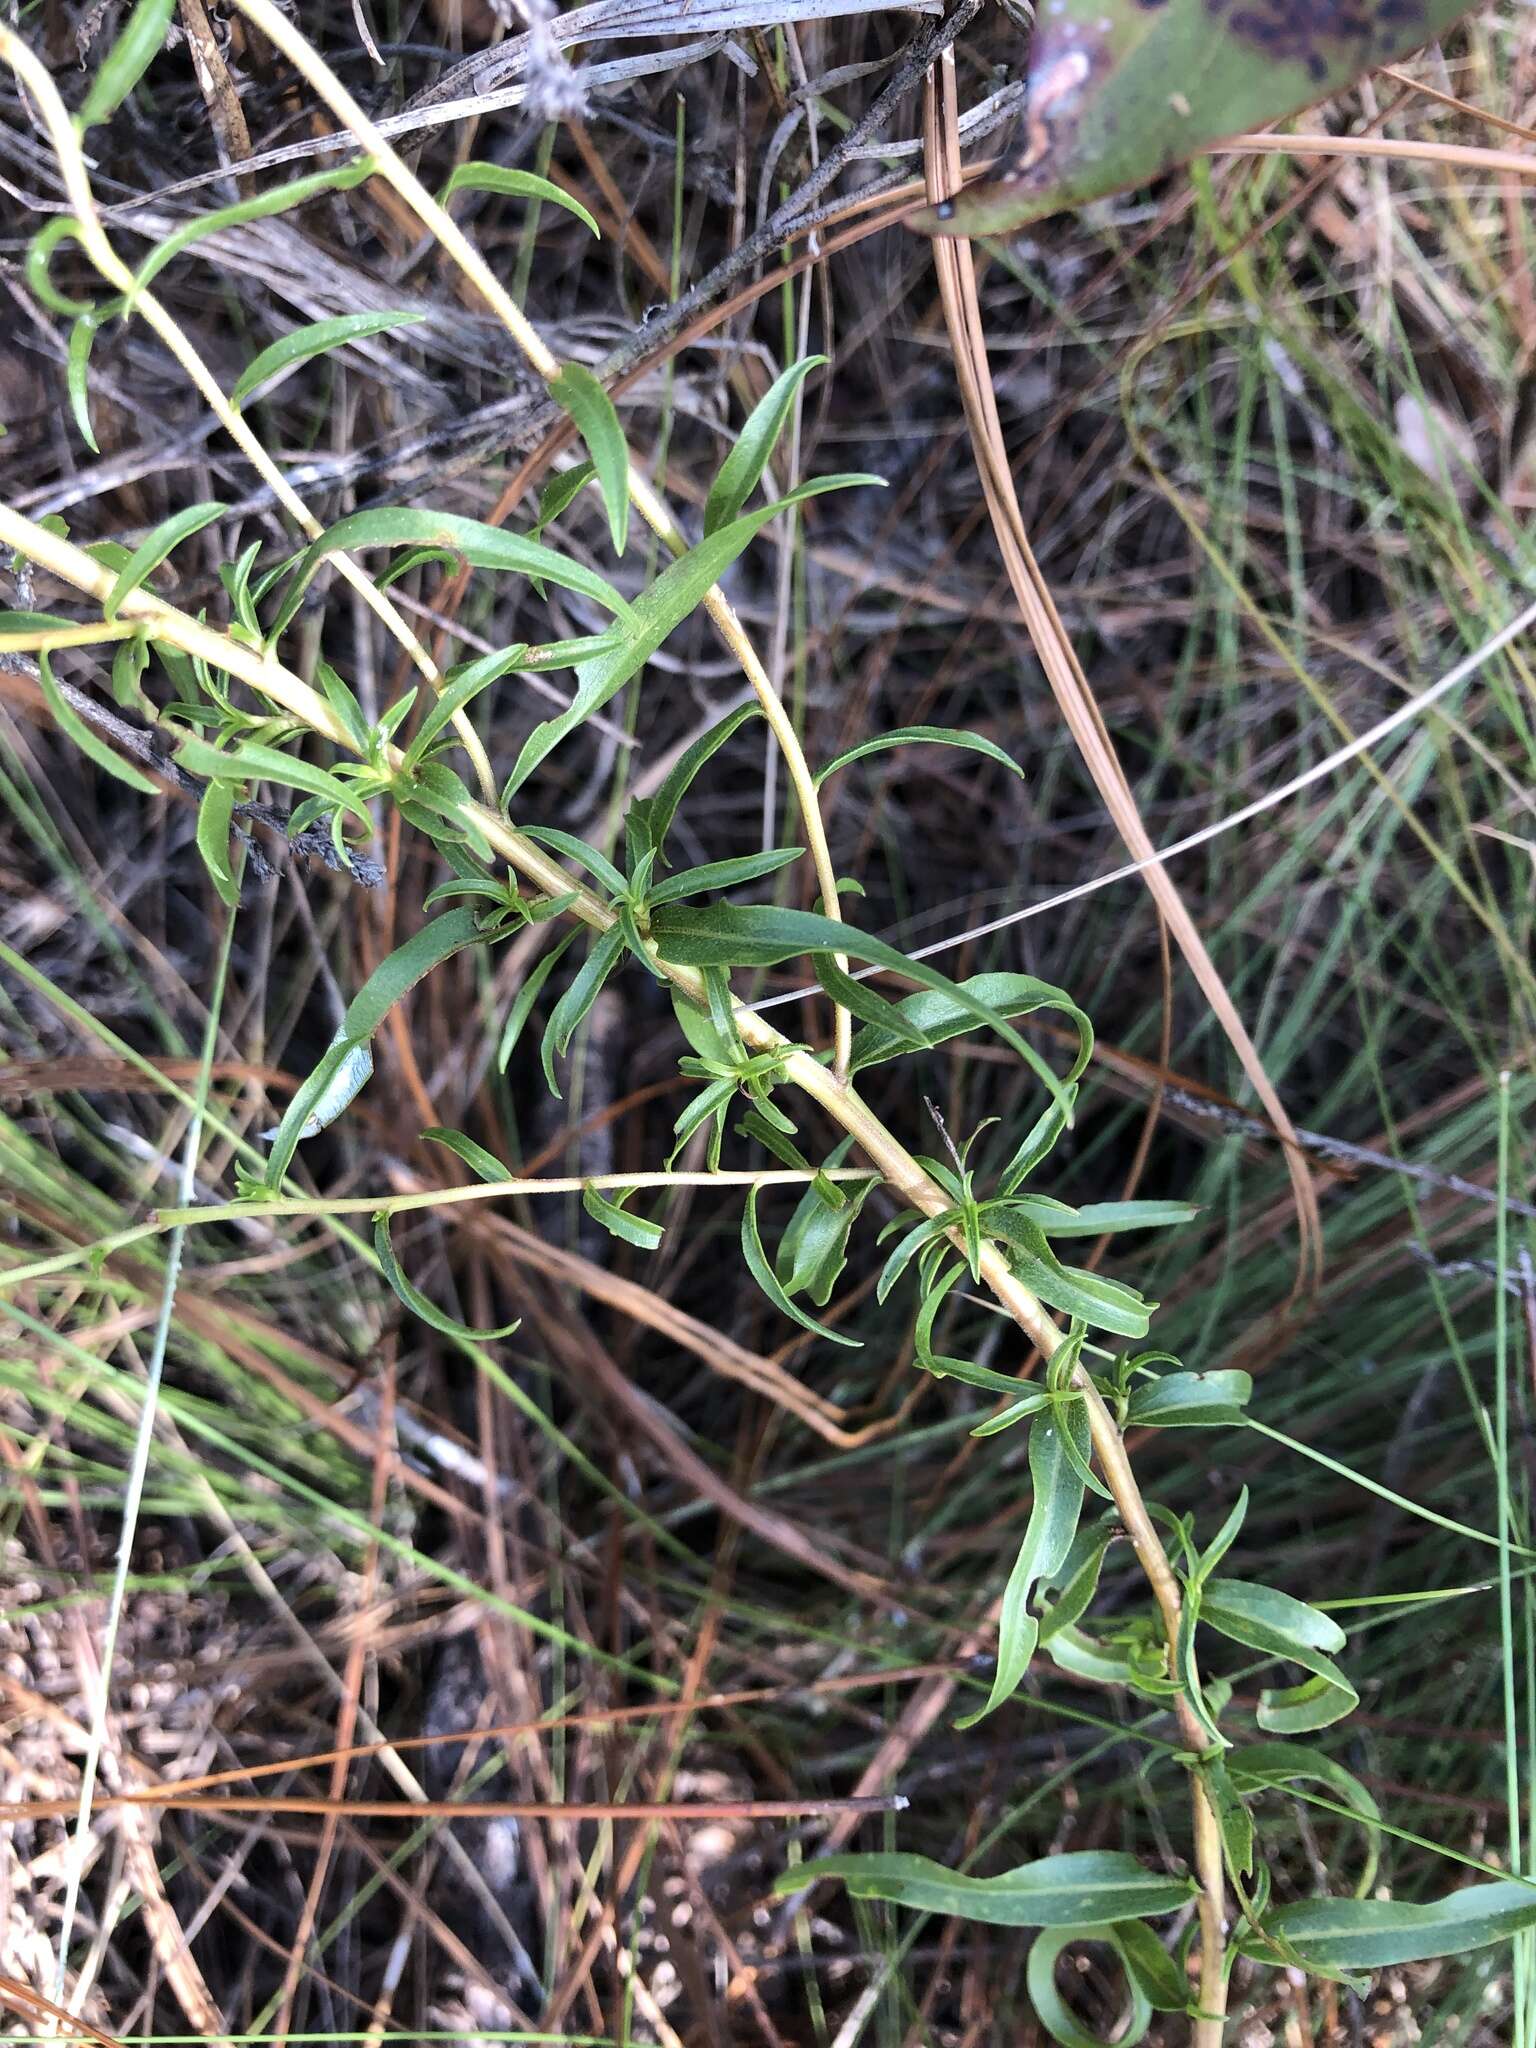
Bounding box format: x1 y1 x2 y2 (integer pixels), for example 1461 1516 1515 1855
2 2 1535 2043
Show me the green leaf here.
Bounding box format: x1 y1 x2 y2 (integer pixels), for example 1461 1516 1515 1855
131 160 376 299
671 975 743 1066
772 1850 1194 1928
1201 1579 1344 1658
1191 1487 1248 1589
636 702 761 864
1110 1919 1191 2013
849 974 1091 1087
0 610 73 640
814 723 1024 788
550 364 630 556
1037 1522 1116 1644
505 475 879 795
533 461 597 537
440 162 600 239
645 848 803 907
111 628 150 708
1027 1926 1154 2048
1125 1370 1252 1429
582 1185 664 1251
920 0 1474 235
79 0 176 128
35 652 159 795
175 734 373 836
520 826 627 901
273 505 630 642
775 1164 877 1307
1204 1756 1256 1883
422 1126 509 1184
402 645 521 767
261 909 482 1189
1241 1881 1536 1972
26 218 95 317
742 1183 861 1348
316 660 373 754
498 930 578 1072
256 1035 374 1152
704 355 825 535
195 777 240 905
959 1402 1091 1726
1028 1199 1200 1238
652 908 1083 1120
231 311 425 410
1201 1579 1359 1733
986 1213 1152 1338
1228 1742 1382 1897
67 311 106 453
541 926 624 1097
876 1212 952 1304
374 1211 519 1340
999 1090 1076 1194
1043 1624 1153 1692
103 502 227 618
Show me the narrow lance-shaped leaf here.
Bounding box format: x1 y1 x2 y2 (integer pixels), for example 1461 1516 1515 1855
550 363 630 556
533 461 597 538
374 1211 519 1341
1201 1578 1359 1733
499 929 578 1072
35 653 158 796
741 1183 861 1349
651 906 1085 1123
231 311 426 410
645 847 803 906
958 1401 1091 1726
1027 1198 1199 1237
1239 1881 1536 1972
636 702 761 864
131 160 377 299
422 1126 510 1184
271 504 631 642
771 1849 1195 1928
78 0 175 128
404 637 619 773
985 1210 1153 1338
67 311 106 453
814 723 1024 788
704 355 825 535
921 0 1474 236
849 974 1091 1086
195 778 240 906
583 1185 664 1252
440 161 601 239
505 474 880 795
103 502 227 619
260 909 484 1190
175 734 374 836
540 926 625 1097
775 1162 877 1307
1124 1370 1252 1429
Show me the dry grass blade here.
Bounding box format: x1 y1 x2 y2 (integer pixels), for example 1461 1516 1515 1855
921 59 1324 1301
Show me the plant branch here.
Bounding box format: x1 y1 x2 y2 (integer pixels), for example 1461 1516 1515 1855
224 0 855 1080
0 24 497 806
921 49 1230 2040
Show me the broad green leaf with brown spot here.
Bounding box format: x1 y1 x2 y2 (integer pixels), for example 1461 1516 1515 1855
919 0 1473 235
